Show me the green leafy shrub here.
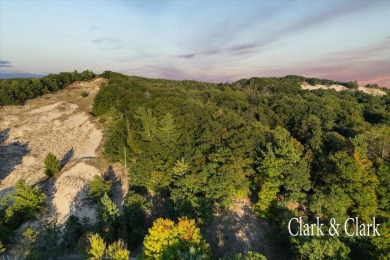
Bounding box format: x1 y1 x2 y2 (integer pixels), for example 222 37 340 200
4 180 46 229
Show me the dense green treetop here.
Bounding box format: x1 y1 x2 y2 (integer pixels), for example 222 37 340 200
1 70 389 258
92 71 389 259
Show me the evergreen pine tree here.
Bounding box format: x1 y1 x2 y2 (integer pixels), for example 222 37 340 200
157 113 180 145
44 153 60 177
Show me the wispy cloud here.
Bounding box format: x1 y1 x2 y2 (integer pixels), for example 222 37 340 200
279 1 375 36
324 41 390 63
229 43 257 52
91 37 123 50
101 46 124 50
204 48 220 55
186 4 282 57
184 1 379 60
176 53 196 59
245 54 390 87
91 37 119 44
227 43 258 56
0 60 12 68
155 64 192 80
89 24 98 32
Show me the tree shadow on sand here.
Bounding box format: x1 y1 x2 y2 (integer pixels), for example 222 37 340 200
203 202 289 260
0 128 29 181
45 164 126 225
103 165 126 210
60 147 74 167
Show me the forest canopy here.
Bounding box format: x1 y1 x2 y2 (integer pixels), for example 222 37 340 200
0 70 389 259
93 71 390 259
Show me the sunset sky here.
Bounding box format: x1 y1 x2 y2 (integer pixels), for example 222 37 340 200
0 0 389 86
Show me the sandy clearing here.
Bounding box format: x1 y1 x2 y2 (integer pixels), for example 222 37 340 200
65 113 89 127
0 78 112 224
30 102 65 114
300 83 348 92
204 199 287 259
300 82 387 96
357 85 386 95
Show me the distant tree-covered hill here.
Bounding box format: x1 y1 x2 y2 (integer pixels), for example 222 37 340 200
0 70 95 105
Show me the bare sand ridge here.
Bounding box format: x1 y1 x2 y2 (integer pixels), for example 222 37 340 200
0 78 127 223
300 82 387 96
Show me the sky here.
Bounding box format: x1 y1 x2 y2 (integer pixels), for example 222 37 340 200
0 0 389 86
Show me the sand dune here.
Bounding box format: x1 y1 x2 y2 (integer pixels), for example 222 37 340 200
0 78 113 224
300 82 386 96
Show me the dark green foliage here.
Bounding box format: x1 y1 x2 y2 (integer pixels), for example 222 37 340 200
3 180 46 229
376 161 390 212
156 112 180 146
87 175 112 202
96 193 120 243
31 219 62 259
254 126 311 216
224 251 267 260
0 70 95 105
62 215 92 251
92 83 122 116
12 226 39 259
0 223 11 250
134 107 157 141
293 236 350 260
14 219 65 259
44 152 60 177
120 191 147 249
91 72 389 259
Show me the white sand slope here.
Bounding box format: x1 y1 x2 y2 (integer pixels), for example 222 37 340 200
0 78 108 223
51 161 101 223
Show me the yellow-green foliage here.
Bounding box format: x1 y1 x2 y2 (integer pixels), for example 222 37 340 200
106 239 130 260
88 233 106 259
87 233 130 260
0 241 4 253
143 218 174 258
143 217 209 259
